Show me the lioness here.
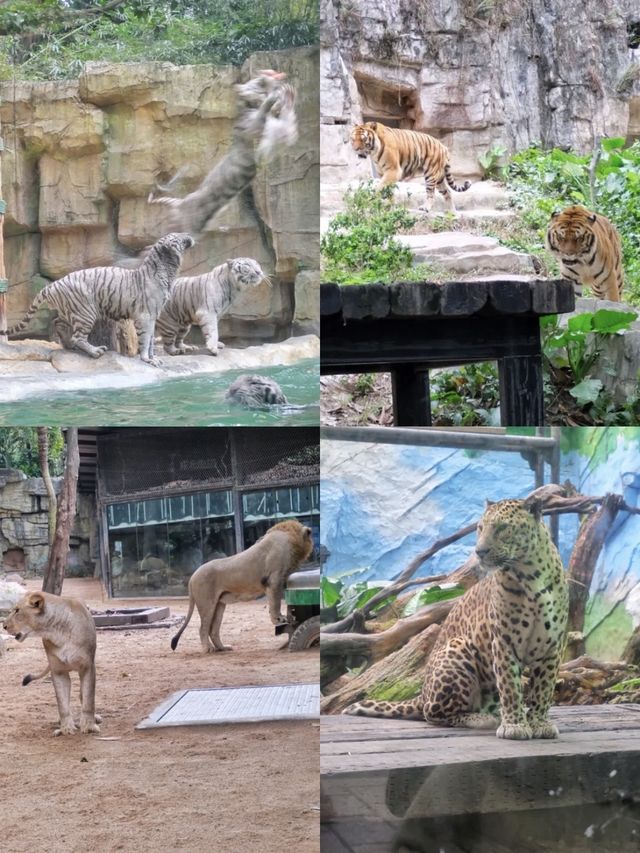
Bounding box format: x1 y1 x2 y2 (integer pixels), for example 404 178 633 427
3 591 101 736
171 519 314 654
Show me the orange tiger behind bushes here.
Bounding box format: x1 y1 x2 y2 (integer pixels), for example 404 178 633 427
350 121 471 212
545 205 624 302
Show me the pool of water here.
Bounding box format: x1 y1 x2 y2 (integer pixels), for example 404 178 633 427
0 360 319 426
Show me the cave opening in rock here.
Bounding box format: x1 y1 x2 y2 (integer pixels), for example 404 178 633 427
355 78 418 130
3 547 26 573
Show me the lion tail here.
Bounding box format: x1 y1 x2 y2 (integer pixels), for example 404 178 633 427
170 594 196 651
22 664 50 686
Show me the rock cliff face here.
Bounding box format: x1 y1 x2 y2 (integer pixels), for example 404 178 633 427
0 469 93 575
322 0 640 183
1 47 319 342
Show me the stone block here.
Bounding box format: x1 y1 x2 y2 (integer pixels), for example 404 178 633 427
40 227 117 280
39 153 110 230
294 270 320 325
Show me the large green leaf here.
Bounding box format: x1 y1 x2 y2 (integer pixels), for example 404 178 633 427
321 576 343 609
337 582 389 619
401 585 466 617
569 378 603 406
567 313 596 333
591 309 637 334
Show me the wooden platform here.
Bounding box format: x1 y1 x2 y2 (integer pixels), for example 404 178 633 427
321 706 640 851
321 279 575 427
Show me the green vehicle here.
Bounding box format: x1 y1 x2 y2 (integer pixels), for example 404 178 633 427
275 566 320 651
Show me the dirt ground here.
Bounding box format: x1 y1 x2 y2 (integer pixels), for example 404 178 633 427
1 578 319 853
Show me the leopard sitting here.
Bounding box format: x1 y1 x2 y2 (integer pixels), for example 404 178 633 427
345 497 569 740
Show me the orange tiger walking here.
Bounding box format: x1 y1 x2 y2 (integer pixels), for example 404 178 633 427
350 121 471 212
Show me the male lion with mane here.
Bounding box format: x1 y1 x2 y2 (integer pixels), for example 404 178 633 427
171 519 313 654
3 591 101 736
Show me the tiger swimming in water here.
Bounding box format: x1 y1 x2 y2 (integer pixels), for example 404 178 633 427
545 205 623 302
148 71 297 238
156 257 266 355
8 233 194 364
350 121 471 212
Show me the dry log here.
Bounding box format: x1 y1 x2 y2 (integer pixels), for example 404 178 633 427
566 493 623 657
555 655 636 705
321 599 455 663
321 624 441 714
622 625 640 667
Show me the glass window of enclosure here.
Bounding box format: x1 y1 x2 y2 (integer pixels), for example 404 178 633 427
241 484 320 561
106 489 235 596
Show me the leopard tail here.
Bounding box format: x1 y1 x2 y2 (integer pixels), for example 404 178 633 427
343 697 425 720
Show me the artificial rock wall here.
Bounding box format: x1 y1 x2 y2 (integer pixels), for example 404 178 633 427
321 0 640 183
0 469 94 576
1 46 320 342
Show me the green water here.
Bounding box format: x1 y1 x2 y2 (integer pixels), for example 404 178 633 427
0 360 319 426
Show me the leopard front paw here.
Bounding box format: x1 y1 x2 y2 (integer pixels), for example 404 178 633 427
530 720 559 739
496 722 532 740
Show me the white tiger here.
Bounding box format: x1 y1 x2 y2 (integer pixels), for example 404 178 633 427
225 374 289 408
8 233 194 365
156 257 266 356
148 70 297 237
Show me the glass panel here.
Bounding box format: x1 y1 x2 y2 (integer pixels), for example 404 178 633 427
241 486 319 561
107 489 235 596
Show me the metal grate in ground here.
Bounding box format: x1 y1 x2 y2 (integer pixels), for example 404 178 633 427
136 682 319 729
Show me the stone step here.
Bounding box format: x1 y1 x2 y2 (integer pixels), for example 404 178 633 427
398 231 535 276
320 180 513 222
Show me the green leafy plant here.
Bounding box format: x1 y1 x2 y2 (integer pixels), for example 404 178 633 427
542 309 637 409
0 1 319 79
0 427 65 476
321 574 394 619
430 362 501 426
321 182 418 284
478 144 507 180
401 585 465 616
353 373 376 396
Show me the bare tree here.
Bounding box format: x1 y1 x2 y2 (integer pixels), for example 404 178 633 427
37 428 57 548
42 429 79 596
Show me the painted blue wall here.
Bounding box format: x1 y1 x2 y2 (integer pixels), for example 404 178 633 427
322 440 538 581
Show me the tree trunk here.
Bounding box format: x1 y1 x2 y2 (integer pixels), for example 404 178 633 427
42 429 79 596
321 599 456 664
321 624 441 714
566 493 623 658
37 428 57 548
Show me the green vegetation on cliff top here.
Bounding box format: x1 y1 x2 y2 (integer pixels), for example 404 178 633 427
0 1 318 79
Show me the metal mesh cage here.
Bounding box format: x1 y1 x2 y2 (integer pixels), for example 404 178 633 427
97 429 232 497
233 427 320 487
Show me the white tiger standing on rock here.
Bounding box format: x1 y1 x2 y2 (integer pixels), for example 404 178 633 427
156 257 266 355
8 233 195 365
